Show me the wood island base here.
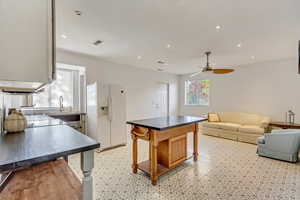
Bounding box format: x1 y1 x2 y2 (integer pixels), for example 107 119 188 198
130 122 199 185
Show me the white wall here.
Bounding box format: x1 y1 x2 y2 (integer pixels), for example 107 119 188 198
56 49 179 120
179 58 300 123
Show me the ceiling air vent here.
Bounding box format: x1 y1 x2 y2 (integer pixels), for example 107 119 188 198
93 40 103 46
75 10 82 16
157 60 166 65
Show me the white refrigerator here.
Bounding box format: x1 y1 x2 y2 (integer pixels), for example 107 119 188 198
87 82 127 151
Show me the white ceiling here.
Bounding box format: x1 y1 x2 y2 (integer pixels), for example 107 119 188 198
56 0 300 74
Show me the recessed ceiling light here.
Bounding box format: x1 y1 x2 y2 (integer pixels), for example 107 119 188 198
61 34 67 39
216 25 221 30
166 44 171 48
93 40 103 46
137 56 142 60
75 10 82 16
237 43 242 48
251 56 255 59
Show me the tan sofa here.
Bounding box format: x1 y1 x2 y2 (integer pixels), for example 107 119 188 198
201 112 271 144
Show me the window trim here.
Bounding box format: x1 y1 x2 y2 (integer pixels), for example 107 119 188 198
184 79 210 106
49 68 75 108
32 63 85 111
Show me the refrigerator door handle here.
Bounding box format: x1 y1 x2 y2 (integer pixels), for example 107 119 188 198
108 96 113 121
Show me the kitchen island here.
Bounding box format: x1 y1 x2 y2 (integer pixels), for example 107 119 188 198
127 116 207 185
0 125 100 200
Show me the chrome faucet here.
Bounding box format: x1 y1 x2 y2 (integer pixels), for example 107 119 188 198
59 96 64 112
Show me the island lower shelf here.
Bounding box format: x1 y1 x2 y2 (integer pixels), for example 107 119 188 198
138 160 169 176
137 133 194 177
137 154 193 178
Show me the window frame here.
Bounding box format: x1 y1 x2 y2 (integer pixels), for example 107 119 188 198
184 79 210 106
49 68 76 108
32 63 85 111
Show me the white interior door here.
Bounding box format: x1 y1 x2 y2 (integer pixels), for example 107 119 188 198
110 85 127 147
156 83 169 117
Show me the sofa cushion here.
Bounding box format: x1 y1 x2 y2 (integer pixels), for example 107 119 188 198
218 112 244 124
208 113 220 122
203 122 240 131
217 112 270 127
219 123 241 131
239 125 264 134
202 122 218 128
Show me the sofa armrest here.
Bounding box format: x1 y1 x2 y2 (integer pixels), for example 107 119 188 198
260 117 271 132
265 133 300 153
260 117 271 127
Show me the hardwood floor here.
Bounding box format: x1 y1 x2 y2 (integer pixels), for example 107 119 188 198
1 159 81 200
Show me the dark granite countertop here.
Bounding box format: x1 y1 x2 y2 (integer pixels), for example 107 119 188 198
0 125 100 172
127 116 207 130
25 115 66 128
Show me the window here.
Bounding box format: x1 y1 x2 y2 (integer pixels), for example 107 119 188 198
33 63 85 110
185 79 210 106
50 69 74 108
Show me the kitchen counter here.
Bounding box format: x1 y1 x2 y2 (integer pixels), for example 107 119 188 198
0 124 99 200
21 108 86 116
25 114 66 128
0 125 99 172
23 111 86 133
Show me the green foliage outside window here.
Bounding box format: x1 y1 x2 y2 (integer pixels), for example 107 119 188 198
185 80 210 105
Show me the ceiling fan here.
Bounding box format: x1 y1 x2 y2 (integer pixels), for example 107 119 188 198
190 51 234 77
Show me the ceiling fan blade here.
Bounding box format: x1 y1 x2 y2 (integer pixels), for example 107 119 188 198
212 69 234 74
190 70 203 77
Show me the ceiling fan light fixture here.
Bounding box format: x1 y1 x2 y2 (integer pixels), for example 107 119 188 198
190 51 235 77
190 71 202 77
202 67 212 72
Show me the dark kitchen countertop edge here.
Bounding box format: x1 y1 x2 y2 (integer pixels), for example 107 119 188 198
0 143 100 173
126 118 207 131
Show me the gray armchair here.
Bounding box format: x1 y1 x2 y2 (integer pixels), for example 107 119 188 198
257 129 300 162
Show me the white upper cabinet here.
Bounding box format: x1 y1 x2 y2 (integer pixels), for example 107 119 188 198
0 0 55 91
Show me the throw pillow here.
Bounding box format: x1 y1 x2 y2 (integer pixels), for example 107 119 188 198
208 113 220 122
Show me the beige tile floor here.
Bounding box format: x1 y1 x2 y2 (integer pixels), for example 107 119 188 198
69 133 300 200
